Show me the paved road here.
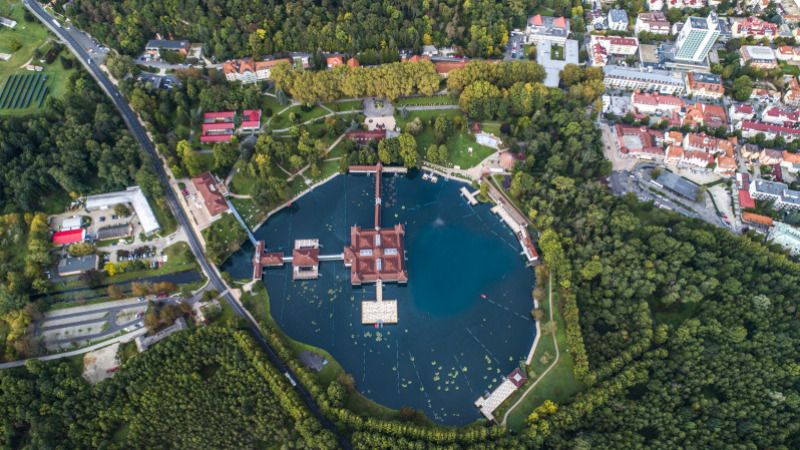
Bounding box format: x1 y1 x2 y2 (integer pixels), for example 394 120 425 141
25 3 349 447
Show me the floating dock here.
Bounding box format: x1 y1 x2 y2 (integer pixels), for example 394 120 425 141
460 186 479 206
361 280 398 324
474 368 528 422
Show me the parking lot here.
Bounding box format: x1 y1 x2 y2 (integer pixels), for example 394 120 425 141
135 73 180 90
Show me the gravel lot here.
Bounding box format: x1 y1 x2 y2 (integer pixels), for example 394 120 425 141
115 306 147 326
82 343 120 385
40 321 109 342
39 312 109 329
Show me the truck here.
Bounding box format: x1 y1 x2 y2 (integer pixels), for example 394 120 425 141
284 372 297 386
52 19 61 28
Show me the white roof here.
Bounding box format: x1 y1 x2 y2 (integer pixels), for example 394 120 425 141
85 186 161 235
61 216 83 231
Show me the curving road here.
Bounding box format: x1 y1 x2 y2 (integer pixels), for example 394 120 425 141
24 2 349 447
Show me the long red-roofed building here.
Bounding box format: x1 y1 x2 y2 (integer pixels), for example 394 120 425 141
53 229 85 245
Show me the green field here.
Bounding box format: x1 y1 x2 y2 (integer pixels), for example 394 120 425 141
0 0 73 115
322 99 364 112
780 61 800 76
269 104 330 129
394 96 456 106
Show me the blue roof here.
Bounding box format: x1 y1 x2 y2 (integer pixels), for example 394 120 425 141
609 10 628 23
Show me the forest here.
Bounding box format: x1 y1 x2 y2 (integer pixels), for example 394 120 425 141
65 0 575 59
0 326 338 448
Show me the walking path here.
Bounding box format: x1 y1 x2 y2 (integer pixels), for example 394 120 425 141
500 273 559 426
0 328 148 369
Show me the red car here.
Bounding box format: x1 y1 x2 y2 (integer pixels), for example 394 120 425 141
107 367 119 373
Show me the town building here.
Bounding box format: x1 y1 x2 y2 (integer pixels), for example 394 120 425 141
684 72 724 99
615 124 665 160
327 56 343 68
525 14 570 45
740 143 761 162
607 9 629 31
634 12 670 34
222 58 290 84
654 170 700 199
586 8 605 30
682 103 729 129
97 224 133 241
191 172 229 221
732 16 779 40
588 35 639 66
750 88 781 102
674 13 720 63
665 131 684 145
57 255 98 277
740 189 756 209
749 179 800 210
603 66 685 94
729 103 755 122
759 148 783 165
144 39 190 59
776 46 799 61
767 222 800 255
347 129 388 144
737 121 800 142
290 52 311 69
762 107 800 126
631 90 683 114
665 145 684 164
683 132 735 154
667 0 706 9
647 0 664 10
85 186 161 235
681 150 715 169
739 45 778 69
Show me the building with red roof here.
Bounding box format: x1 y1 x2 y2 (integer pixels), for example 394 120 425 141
344 225 408 285
739 189 756 209
733 16 778 40
327 56 343 68
525 14 570 44
241 109 261 131
204 111 235 122
784 76 800 107
53 228 85 245
742 212 773 226
201 111 235 143
737 121 800 142
684 72 724 100
346 57 360 68
762 107 800 126
434 60 468 77
191 171 229 220
347 129 387 144
632 90 683 114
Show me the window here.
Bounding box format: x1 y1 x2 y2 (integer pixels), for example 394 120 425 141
376 258 382 271
360 249 373 256
385 248 397 255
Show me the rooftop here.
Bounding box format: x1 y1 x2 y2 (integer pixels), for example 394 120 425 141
191 172 229 218
57 255 97 276
53 228 85 245
655 170 699 199
85 187 160 235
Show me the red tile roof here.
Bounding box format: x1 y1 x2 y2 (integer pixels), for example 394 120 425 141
191 171 229 217
200 134 232 143
739 189 756 209
204 111 235 121
293 248 319 267
742 212 772 226
241 109 261 128
53 229 85 245
434 60 468 74
202 122 235 132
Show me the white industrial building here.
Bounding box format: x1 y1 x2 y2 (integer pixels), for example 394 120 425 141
85 186 161 235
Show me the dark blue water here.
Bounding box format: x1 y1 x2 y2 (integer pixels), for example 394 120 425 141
223 174 536 425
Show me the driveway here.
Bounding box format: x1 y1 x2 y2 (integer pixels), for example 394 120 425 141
363 98 393 117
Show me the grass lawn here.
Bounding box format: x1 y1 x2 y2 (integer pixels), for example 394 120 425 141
780 61 800 76
323 100 364 112
260 94 282 119
269 105 330 129
229 169 258 195
309 159 340 182
304 120 339 146
495 281 582 432
551 44 565 61
394 96 456 106
0 1 75 116
202 213 246 246
149 196 178 236
230 197 267 230
481 124 502 136
445 132 496 169
395 108 462 130
327 139 349 159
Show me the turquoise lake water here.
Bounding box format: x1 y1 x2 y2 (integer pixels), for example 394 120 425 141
223 173 536 425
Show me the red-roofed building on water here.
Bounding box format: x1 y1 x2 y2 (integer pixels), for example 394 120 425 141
344 225 408 285
292 240 320 280
241 109 261 131
327 56 343 68
191 171 229 220
53 228 85 245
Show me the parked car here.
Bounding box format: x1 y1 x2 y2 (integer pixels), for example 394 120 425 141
107 367 119 373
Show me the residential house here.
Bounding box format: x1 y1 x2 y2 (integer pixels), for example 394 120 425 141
586 8 605 30
607 9 629 31
635 13 670 34
327 56 343 68
525 15 570 44
781 151 800 173
729 103 755 122
681 150 715 169
682 103 729 130
750 88 781 102
776 46 799 61
144 39 190 59
422 45 439 57
715 153 737 175
347 129 388 144
784 76 800 106
665 145 684 164
57 255 98 277
603 66 685 95
762 107 800 126
739 45 778 69
665 131 684 145
289 52 311 69
347 57 360 68
683 132 735 154
648 0 664 10
740 143 761 161
759 148 783 164
732 16 778 40
667 0 706 9
191 171 229 221
684 72 724 99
